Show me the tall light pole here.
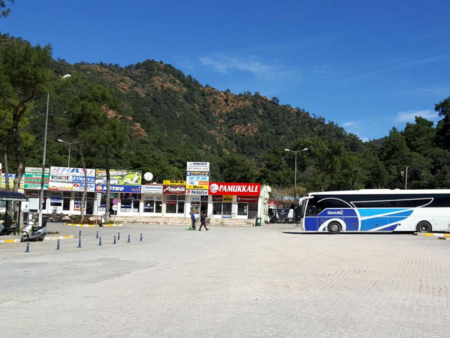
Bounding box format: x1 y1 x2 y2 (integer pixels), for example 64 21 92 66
57 139 80 168
284 148 309 200
38 74 71 227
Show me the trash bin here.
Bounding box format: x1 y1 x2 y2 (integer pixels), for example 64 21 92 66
255 216 261 226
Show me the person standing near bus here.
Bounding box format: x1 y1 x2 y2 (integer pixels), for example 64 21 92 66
199 212 208 231
190 211 196 230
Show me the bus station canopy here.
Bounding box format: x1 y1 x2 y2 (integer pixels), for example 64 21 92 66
0 191 28 202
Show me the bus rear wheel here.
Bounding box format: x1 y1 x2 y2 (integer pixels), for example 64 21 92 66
328 222 341 234
417 221 432 233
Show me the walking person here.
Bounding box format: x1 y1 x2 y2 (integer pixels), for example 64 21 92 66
190 211 196 230
199 212 208 231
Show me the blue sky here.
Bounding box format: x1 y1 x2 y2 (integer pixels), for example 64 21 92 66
2 0 450 140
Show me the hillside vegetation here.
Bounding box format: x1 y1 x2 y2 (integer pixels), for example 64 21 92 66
1 33 450 195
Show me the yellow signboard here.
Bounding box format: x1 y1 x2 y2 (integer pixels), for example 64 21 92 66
186 185 209 190
163 180 186 186
223 195 233 203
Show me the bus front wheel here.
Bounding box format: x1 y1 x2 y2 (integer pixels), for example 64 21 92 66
417 221 432 233
328 222 341 234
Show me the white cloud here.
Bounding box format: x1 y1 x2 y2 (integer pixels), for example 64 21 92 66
343 121 355 128
395 110 439 123
199 54 300 81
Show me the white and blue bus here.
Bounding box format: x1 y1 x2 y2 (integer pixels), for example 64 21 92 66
299 190 450 234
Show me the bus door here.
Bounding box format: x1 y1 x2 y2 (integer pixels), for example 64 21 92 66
304 200 318 231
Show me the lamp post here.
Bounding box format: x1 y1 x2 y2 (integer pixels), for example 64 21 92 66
38 74 71 227
284 148 309 200
57 139 80 168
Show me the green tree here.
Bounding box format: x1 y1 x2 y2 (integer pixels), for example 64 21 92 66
435 97 450 149
219 155 257 182
0 0 13 18
0 39 53 191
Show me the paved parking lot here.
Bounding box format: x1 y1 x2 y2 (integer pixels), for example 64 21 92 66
1 223 450 337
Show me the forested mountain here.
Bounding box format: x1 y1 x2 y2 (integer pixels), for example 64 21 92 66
1 33 450 194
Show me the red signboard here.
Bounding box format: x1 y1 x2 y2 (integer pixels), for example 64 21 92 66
208 183 261 196
237 196 259 203
212 195 223 202
163 185 186 195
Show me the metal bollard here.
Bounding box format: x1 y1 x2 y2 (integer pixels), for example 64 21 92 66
78 237 82 248
79 230 81 238
99 236 102 246
113 235 117 245
25 242 30 253
140 233 143 242
118 232 120 240
96 231 98 239
128 234 130 243
56 239 60 250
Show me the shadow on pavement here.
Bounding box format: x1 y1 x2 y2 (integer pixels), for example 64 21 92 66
283 231 414 235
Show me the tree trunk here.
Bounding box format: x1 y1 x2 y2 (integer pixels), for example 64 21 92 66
12 118 23 192
3 146 10 192
105 146 111 221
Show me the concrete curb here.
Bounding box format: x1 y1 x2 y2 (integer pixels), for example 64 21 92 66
64 223 123 227
414 232 450 238
0 239 21 244
45 235 74 240
65 223 100 227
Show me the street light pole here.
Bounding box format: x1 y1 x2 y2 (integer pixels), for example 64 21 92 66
284 148 309 200
38 74 71 227
57 139 80 168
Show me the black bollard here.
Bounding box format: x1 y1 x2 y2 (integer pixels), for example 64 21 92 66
113 235 117 245
140 233 143 242
96 231 98 239
78 237 82 249
79 230 81 238
118 232 120 240
56 239 60 250
25 242 30 253
99 236 102 246
128 234 130 243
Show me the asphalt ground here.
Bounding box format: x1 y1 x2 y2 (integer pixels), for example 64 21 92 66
1 223 450 337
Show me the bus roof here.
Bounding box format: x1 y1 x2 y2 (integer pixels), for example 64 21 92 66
306 189 450 196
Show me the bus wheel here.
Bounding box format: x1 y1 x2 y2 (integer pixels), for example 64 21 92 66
328 222 341 234
417 221 432 233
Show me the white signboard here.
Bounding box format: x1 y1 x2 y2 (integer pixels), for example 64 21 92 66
141 185 163 194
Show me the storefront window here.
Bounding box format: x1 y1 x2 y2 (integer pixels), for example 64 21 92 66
238 203 248 216
121 193 140 213
213 202 222 215
166 195 185 214
223 203 232 216
144 200 154 213
155 200 162 213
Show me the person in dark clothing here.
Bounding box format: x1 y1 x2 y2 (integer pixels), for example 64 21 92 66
199 212 208 231
190 212 196 230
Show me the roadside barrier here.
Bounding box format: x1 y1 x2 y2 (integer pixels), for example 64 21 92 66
25 242 30 253
128 234 131 243
96 231 98 239
56 239 60 250
78 237 82 249
118 232 121 240
140 233 143 242
113 235 117 245
0 239 21 244
414 232 450 238
99 236 102 246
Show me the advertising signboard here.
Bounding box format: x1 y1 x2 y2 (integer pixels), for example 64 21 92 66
186 162 209 195
163 184 186 195
24 167 50 190
1 174 24 189
95 169 142 193
141 185 163 194
49 167 96 192
208 183 261 196
237 196 259 203
162 180 185 186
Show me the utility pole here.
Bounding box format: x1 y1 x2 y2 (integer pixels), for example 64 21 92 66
405 166 409 190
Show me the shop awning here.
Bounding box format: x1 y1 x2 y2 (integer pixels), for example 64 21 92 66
0 191 28 202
